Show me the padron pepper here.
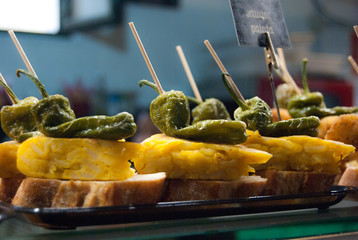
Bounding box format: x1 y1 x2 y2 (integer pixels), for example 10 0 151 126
139 79 231 124
18 69 136 140
0 97 41 142
275 83 303 109
33 97 136 140
234 96 273 131
16 69 76 123
174 119 246 144
191 98 231 124
288 92 358 118
149 90 190 136
259 116 320 137
139 80 247 144
222 73 320 137
0 71 43 142
287 59 358 118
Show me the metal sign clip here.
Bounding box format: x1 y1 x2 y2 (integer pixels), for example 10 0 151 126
263 31 281 121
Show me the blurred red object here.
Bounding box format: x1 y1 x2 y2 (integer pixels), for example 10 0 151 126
64 79 91 117
258 77 354 108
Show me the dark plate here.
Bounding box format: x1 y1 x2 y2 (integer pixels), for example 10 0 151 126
0 185 351 230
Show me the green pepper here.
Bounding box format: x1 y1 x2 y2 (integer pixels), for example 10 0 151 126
18 69 136 140
0 97 41 142
33 100 136 140
259 116 320 137
150 90 190 136
222 73 319 137
287 59 358 118
141 80 247 144
16 69 76 125
139 79 231 124
288 93 358 118
174 119 246 144
0 71 43 142
191 98 231 124
32 95 136 140
275 83 303 109
234 96 273 131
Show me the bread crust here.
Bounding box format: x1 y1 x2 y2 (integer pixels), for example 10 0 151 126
12 178 62 207
338 167 358 187
160 176 267 201
256 169 336 196
12 173 166 208
0 177 25 203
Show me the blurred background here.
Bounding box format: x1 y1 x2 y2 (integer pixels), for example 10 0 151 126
0 0 357 141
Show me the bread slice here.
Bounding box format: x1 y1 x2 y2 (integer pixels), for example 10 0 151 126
0 177 25 203
160 176 267 201
12 173 166 208
257 169 336 196
338 167 358 187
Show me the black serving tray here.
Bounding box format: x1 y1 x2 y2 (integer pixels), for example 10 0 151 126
0 185 353 230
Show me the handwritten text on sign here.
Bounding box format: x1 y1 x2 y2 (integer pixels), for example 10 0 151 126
230 0 291 48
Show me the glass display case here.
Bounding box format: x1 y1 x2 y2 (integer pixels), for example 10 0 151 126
1 190 358 240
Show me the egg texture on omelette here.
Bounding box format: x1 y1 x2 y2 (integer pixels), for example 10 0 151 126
17 136 141 181
0 141 22 178
132 134 272 180
243 130 355 174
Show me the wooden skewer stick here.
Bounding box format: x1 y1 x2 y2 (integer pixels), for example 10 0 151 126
348 55 358 74
176 45 203 102
277 48 287 70
204 40 246 104
276 49 301 95
354 25 358 39
128 22 164 94
8 30 38 78
277 57 302 94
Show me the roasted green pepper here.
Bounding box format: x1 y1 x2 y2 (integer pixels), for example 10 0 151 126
288 93 358 118
175 119 246 144
18 69 136 140
191 98 231 124
0 97 41 142
287 59 358 118
234 96 273 131
139 79 231 124
276 83 303 109
16 69 76 125
0 71 43 142
33 97 136 139
259 116 320 137
222 73 319 137
141 80 247 144
149 90 190 136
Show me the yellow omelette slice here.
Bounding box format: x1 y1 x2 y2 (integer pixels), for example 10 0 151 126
132 134 272 180
17 136 140 181
0 141 22 178
243 130 355 174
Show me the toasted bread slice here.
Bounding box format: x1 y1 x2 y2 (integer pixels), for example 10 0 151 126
12 173 166 208
257 169 336 196
161 176 267 201
0 177 25 203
